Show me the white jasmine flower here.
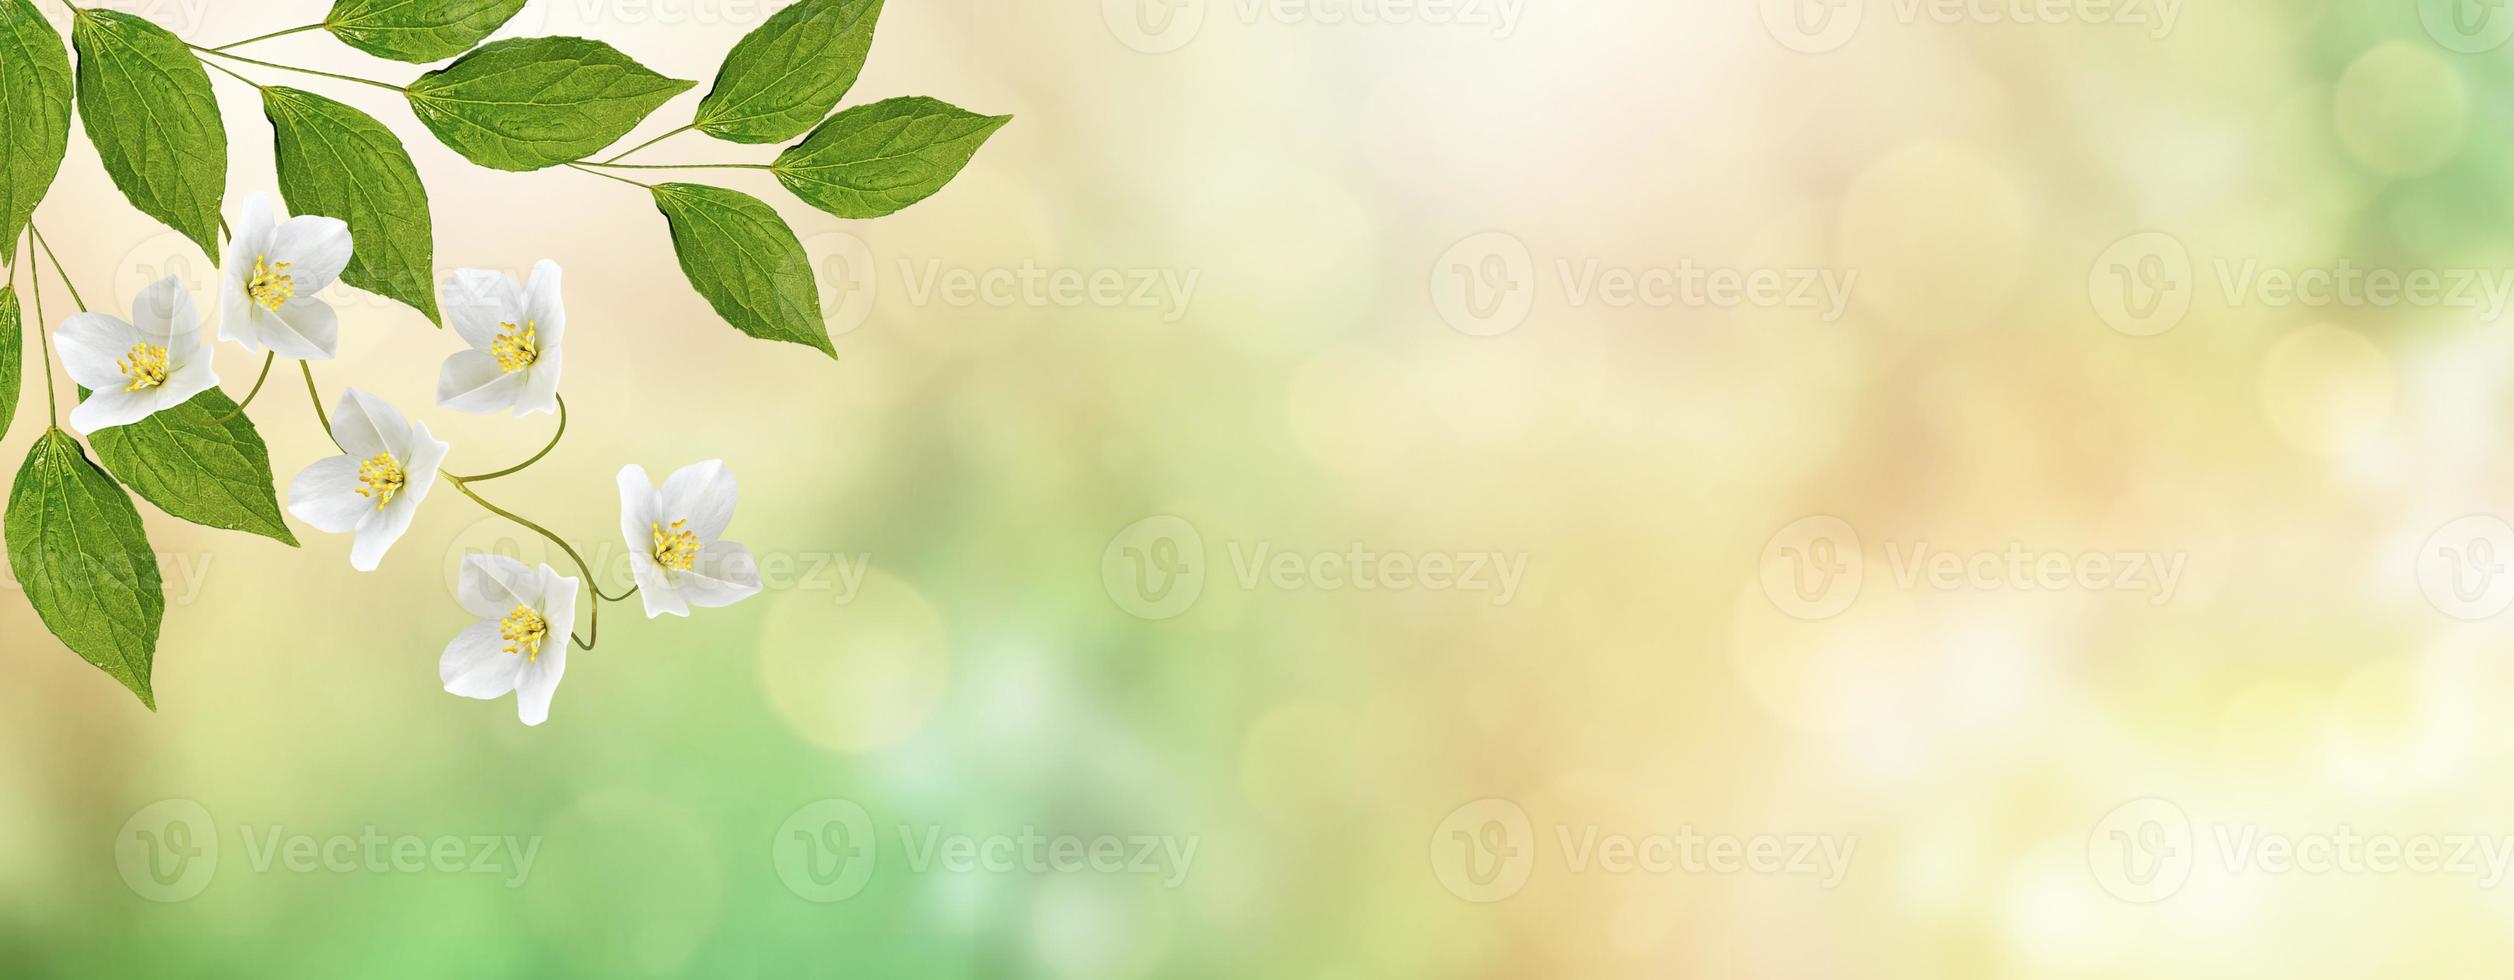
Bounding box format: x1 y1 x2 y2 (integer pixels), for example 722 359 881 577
438 261 566 416
219 192 353 360
55 275 218 433
441 554 577 727
286 390 449 571
617 460 762 618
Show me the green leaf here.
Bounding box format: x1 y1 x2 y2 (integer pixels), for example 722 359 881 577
773 96 1007 219
265 87 440 325
0 0 70 265
90 388 297 547
694 0 883 145
0 287 19 445
651 183 832 356
325 0 528 64
71 9 226 260
406 37 694 172
6 429 164 710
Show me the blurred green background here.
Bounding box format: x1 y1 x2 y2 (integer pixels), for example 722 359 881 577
11 0 2514 976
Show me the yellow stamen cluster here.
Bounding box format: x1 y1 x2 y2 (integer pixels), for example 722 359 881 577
119 343 169 392
500 604 548 662
355 453 405 509
493 320 540 373
246 255 296 313
652 519 700 571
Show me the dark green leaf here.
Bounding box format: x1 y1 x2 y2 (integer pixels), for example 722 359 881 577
266 86 440 325
695 0 883 145
326 0 527 64
6 429 164 709
773 96 1006 219
0 0 70 265
0 287 19 445
406 37 694 172
71 9 225 260
90 388 297 547
652 183 831 356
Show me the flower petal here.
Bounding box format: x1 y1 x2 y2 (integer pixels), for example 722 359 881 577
522 260 565 349
253 297 340 361
54 313 137 391
273 215 352 292
286 455 372 533
514 642 567 726
680 541 764 610
460 554 539 620
514 352 562 417
441 620 525 700
539 565 581 640
350 496 417 572
437 349 523 415
68 389 155 434
332 389 409 461
617 464 660 555
628 553 691 619
441 268 522 350
660 460 738 543
128 275 199 344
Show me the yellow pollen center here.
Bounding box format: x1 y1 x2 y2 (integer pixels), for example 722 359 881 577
493 320 540 373
246 255 296 313
652 519 700 571
119 344 169 392
355 453 405 510
500 604 548 662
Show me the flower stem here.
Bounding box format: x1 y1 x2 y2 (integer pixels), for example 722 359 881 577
211 354 276 424
440 474 613 651
28 223 86 313
190 45 407 93
21 228 56 427
598 124 698 165
577 161 774 172
300 361 337 449
563 163 654 190
450 395 569 483
212 23 325 51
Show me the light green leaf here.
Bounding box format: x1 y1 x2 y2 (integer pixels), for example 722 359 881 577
0 0 70 265
406 37 694 172
90 388 297 547
325 0 528 64
71 9 226 260
0 287 19 445
694 0 883 145
266 86 440 325
6 429 164 710
651 183 832 356
773 96 1007 219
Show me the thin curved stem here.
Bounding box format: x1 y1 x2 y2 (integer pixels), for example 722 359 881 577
301 361 336 448
441 474 612 650
197 57 268 92
191 45 406 93
23 228 55 427
450 396 568 483
578 161 774 172
599 123 698 164
211 354 276 424
28 223 85 312
212 23 325 51
563 163 654 190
